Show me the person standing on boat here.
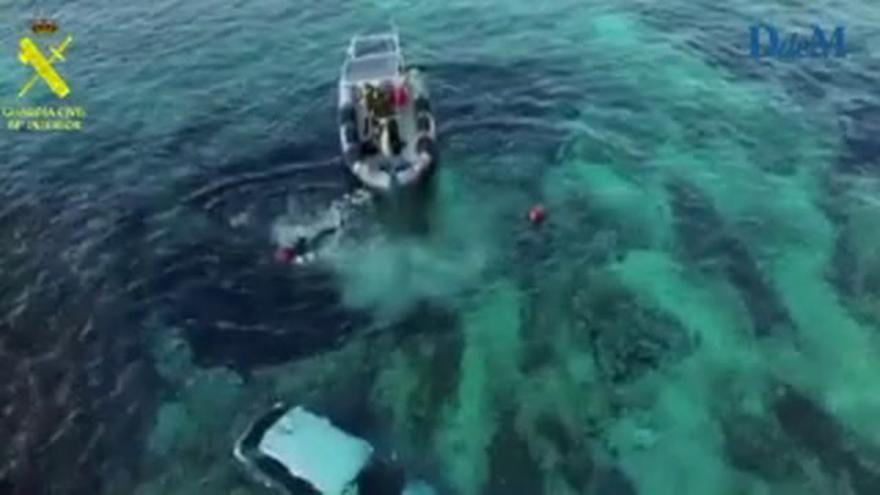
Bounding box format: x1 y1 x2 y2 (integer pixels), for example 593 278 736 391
391 79 409 108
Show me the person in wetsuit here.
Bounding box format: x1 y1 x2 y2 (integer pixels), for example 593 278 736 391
278 190 371 264
288 208 340 263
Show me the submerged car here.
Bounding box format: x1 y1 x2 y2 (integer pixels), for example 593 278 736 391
234 404 435 495
338 29 438 193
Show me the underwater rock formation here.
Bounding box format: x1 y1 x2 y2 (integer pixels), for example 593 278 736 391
591 465 638 495
136 328 263 495
773 386 880 495
371 328 463 458
837 99 880 176
0 201 157 495
720 411 804 482
173 260 369 370
822 174 880 328
666 179 795 338
0 276 155 495
572 269 692 385
485 410 546 495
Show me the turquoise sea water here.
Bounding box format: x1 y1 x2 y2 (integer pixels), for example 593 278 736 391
2 1 880 494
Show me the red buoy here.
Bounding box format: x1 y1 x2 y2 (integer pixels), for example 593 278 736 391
527 204 546 226
274 246 296 263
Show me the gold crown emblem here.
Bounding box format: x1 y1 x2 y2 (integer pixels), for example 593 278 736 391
31 18 59 34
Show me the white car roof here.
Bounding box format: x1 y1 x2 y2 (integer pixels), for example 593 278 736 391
258 407 374 495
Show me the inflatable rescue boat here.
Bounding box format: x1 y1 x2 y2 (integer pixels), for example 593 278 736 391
338 30 437 192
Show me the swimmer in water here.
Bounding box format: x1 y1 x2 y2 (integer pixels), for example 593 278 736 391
274 189 372 264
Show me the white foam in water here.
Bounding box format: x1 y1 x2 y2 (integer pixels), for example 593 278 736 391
272 192 364 251
272 220 310 247
258 407 374 495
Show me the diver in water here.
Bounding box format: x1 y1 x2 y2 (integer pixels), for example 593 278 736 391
274 189 372 264
276 209 341 265
287 226 337 264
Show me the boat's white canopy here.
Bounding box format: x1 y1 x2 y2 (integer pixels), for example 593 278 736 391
341 31 404 85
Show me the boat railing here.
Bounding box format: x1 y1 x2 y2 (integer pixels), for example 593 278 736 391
341 30 405 85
